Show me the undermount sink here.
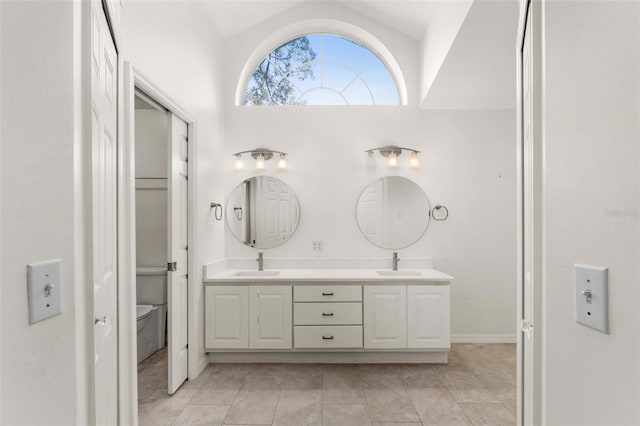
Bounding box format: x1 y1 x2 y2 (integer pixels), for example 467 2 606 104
234 270 281 277
376 270 422 277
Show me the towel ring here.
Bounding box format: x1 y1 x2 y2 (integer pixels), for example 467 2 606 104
431 205 449 221
210 202 223 220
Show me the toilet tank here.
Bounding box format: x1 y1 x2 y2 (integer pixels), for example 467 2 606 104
136 266 168 305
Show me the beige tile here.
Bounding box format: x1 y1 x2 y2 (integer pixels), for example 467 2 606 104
272 389 322 426
138 389 196 426
365 388 420 423
437 370 499 404
204 365 251 390
407 388 471 426
189 387 239 405
279 364 323 390
322 404 372 426
372 424 422 426
499 397 517 417
172 404 229 426
363 373 406 391
323 365 367 404
242 364 284 390
359 364 400 375
223 389 280 425
397 364 445 389
460 403 516 426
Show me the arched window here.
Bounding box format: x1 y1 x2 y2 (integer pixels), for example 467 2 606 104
243 34 400 106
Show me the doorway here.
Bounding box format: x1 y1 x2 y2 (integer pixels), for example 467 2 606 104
132 86 190 409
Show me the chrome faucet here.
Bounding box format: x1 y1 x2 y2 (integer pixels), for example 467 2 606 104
392 251 399 271
257 252 264 271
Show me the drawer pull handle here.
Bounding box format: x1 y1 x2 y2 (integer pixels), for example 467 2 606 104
322 292 334 296
322 335 334 340
322 312 334 317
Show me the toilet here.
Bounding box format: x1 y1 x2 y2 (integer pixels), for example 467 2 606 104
136 266 168 363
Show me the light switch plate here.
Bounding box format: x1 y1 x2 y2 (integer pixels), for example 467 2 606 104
575 264 608 333
27 259 62 324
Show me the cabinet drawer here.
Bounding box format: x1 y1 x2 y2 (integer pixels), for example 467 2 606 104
294 326 363 348
294 285 362 302
294 302 362 325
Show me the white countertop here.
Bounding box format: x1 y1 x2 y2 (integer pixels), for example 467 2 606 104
203 268 453 284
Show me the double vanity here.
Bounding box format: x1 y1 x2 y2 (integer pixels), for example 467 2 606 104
205 174 452 363
203 266 452 363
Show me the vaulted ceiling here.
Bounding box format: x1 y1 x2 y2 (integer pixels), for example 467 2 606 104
198 0 519 109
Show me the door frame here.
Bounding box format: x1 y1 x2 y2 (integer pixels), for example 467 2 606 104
118 67 199 422
516 0 544 424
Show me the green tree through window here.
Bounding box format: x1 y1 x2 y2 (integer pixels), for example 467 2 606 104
245 36 317 105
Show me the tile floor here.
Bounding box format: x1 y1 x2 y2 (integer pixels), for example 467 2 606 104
138 344 516 425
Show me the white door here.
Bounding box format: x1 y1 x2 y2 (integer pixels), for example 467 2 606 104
249 286 292 349
407 286 450 349
91 1 118 424
363 285 406 349
167 113 189 394
205 286 249 349
520 4 541 423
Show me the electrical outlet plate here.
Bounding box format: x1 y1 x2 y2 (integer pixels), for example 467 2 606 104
312 240 323 252
575 264 608 333
27 259 62 324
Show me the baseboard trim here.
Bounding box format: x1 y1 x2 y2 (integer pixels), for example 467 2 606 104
208 351 448 364
451 334 517 344
191 355 209 380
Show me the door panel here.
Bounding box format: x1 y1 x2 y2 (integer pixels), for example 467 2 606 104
205 286 249 349
92 1 118 424
168 113 189 394
407 286 450 349
249 286 292 349
363 286 406 349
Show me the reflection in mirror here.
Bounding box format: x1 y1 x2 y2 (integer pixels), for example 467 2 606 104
356 176 430 249
226 176 300 249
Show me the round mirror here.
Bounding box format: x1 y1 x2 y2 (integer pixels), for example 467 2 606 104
356 176 430 249
226 176 300 249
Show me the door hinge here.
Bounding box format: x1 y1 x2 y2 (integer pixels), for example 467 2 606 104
168 261 177 272
520 319 534 339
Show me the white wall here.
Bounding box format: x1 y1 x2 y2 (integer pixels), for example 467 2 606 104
135 109 168 267
0 2 82 424
542 1 640 424
122 0 226 373
223 3 517 340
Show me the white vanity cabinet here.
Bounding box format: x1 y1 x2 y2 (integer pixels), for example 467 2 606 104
363 285 407 349
407 285 450 349
293 285 363 349
205 286 249 349
205 285 292 350
249 286 292 349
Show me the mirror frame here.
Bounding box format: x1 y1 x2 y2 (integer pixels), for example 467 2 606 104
355 176 431 250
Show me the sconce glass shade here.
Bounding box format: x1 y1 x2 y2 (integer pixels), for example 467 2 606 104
387 152 398 168
255 154 266 170
234 155 244 170
277 154 288 171
408 152 420 169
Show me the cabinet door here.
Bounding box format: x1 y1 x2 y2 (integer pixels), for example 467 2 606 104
249 286 292 349
205 286 249 349
407 285 450 349
363 286 407 348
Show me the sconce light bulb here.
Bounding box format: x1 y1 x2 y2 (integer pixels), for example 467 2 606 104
408 152 420 169
387 152 398 168
234 155 244 170
255 154 266 170
277 154 288 171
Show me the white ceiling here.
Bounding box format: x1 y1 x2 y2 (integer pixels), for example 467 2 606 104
199 0 472 40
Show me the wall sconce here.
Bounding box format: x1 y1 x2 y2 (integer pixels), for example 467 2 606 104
366 145 421 169
233 148 288 171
